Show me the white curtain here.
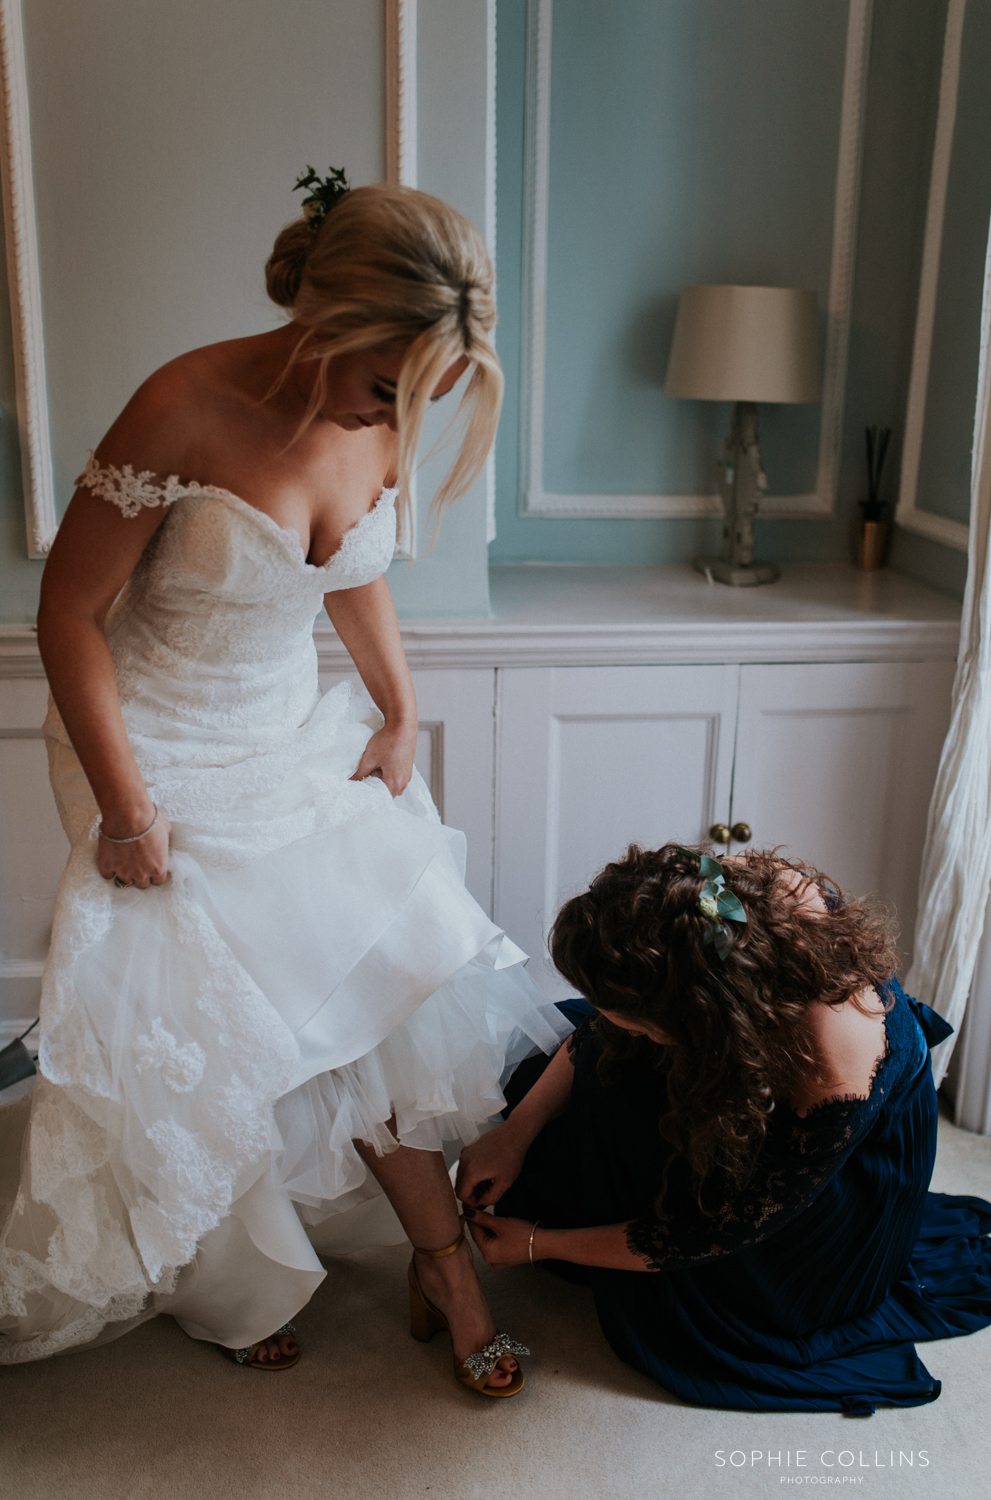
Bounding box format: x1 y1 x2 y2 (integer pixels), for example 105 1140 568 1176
949 892 991 1131
905 218 991 1090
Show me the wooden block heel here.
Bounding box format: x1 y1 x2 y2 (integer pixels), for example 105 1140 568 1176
408 1266 447 1342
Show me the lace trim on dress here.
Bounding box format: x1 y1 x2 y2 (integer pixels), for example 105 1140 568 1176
77 452 399 586
77 453 187 517
566 1016 594 1061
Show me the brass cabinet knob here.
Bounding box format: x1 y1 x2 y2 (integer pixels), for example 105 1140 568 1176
730 822 752 843
708 823 731 844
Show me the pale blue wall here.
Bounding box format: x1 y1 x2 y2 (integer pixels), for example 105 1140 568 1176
491 0 970 599
541 0 844 500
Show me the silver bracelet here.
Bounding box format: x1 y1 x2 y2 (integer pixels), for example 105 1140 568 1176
98 805 159 844
528 1221 541 1266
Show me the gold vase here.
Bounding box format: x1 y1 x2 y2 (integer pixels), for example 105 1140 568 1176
855 519 889 571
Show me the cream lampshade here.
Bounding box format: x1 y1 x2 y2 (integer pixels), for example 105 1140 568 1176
665 285 822 585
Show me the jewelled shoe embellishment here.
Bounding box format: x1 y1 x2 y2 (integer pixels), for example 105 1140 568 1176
461 1334 530 1382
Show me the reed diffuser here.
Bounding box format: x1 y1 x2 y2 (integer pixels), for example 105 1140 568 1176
856 425 892 570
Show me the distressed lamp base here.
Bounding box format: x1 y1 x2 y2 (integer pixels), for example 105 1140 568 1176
694 556 780 587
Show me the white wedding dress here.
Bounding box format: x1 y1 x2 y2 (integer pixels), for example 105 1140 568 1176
0 457 569 1363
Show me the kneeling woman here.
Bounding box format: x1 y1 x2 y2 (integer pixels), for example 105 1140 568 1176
456 844 991 1412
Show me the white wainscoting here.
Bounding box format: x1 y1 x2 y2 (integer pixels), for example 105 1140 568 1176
0 676 65 1036
493 664 740 995
731 660 955 968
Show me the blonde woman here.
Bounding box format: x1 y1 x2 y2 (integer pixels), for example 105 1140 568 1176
0 177 568 1393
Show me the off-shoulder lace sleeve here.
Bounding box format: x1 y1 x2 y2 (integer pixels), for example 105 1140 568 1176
626 1051 892 1273
76 453 186 518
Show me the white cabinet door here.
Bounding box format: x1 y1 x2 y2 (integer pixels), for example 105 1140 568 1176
730 661 955 967
0 680 70 1031
494 665 740 994
318 667 496 914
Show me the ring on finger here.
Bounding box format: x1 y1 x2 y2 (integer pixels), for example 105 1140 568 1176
113 875 132 889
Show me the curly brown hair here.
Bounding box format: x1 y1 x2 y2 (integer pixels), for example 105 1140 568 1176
549 844 897 1192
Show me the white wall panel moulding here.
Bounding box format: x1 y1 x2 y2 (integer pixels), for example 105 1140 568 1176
386 0 417 189
896 0 970 554
0 607 963 677
485 0 497 545
0 0 56 559
387 2 498 552
386 0 419 555
519 0 873 522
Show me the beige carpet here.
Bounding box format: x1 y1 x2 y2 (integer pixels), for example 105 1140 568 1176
1 1110 989 1500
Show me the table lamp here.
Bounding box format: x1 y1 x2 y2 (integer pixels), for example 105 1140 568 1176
665 285 821 586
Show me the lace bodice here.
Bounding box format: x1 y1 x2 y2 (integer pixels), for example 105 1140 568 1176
59 455 397 758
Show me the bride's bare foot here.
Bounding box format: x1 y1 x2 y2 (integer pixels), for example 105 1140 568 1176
221 1327 299 1368
414 1238 518 1390
251 1331 298 1365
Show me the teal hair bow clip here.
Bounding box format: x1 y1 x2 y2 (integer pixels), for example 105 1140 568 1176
674 847 748 961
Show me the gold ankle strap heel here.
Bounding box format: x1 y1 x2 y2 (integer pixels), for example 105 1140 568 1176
407 1214 527 1398
411 1213 466 1259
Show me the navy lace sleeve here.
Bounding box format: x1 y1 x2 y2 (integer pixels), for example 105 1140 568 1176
566 1015 594 1061
626 1014 897 1273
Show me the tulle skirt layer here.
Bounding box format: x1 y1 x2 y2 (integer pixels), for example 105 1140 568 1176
0 686 570 1362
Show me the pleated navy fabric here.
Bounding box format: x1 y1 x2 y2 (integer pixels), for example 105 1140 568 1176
498 982 991 1412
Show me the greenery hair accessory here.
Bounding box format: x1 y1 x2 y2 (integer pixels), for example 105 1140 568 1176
674 846 747 960
294 165 351 232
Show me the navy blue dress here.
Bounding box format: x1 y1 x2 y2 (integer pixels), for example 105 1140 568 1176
498 981 991 1413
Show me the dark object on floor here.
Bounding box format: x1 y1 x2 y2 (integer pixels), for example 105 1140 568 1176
0 1019 37 1093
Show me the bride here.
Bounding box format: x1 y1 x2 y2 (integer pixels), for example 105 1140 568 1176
0 174 569 1392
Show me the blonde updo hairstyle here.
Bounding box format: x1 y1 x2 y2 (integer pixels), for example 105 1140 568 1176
265 183 502 537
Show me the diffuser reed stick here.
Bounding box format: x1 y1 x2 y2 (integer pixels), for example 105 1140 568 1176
860 426 891 522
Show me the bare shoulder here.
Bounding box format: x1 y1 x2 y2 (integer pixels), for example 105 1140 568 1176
792 985 888 1115
93 339 246 476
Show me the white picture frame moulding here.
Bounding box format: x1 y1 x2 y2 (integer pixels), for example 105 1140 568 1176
0 0 55 559
895 0 970 553
386 0 418 557
386 0 417 190
388 0 498 552
519 0 874 521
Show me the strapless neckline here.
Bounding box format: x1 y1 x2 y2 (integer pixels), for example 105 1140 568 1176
75 452 398 574
208 484 398 573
